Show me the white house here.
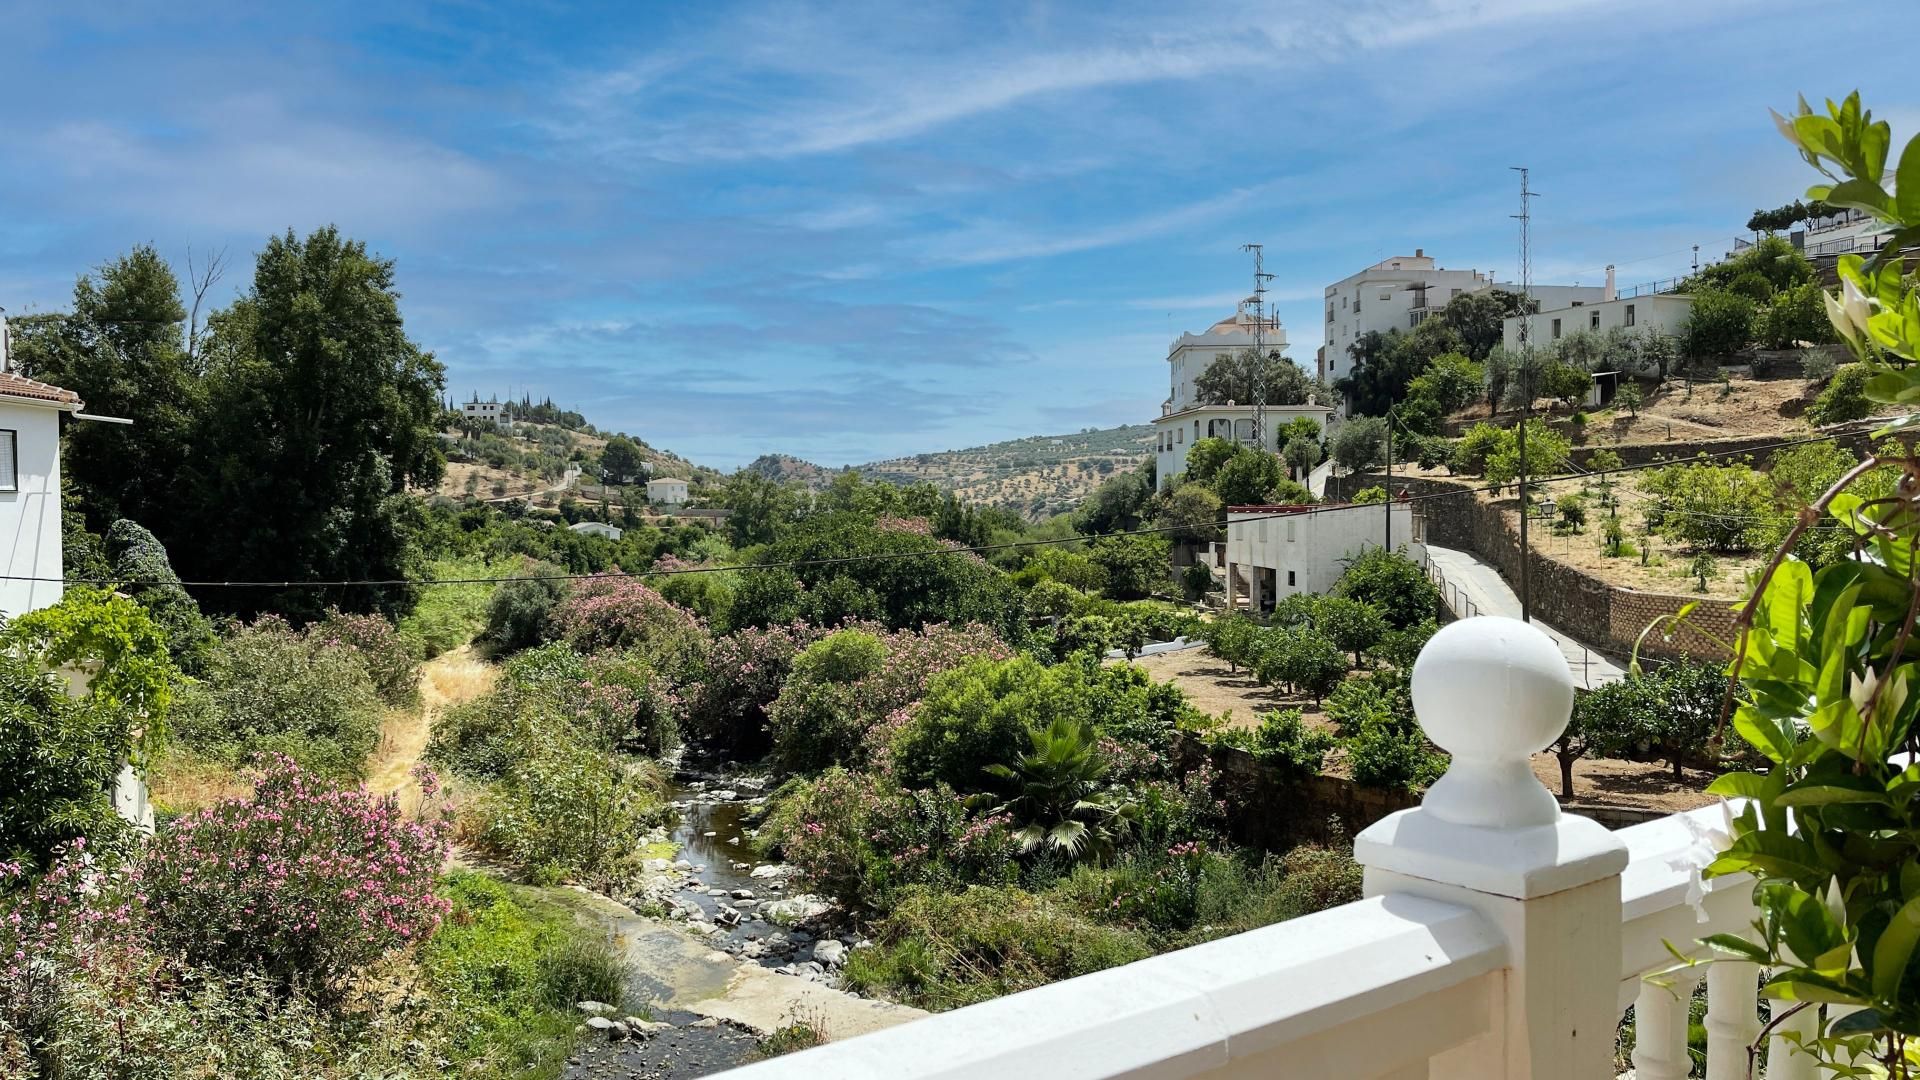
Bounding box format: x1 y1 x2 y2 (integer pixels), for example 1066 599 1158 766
1318 250 1608 388
1223 499 1420 612
568 520 623 541
1151 301 1332 484
647 477 690 505
461 396 508 428
1502 294 1694 368
0 371 82 619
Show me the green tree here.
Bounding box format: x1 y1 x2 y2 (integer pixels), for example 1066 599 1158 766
1316 596 1387 666
1333 548 1439 629
1330 417 1387 474
1211 449 1288 505
1440 288 1532 361
1405 351 1484 414
1088 534 1169 601
1615 380 1644 418
599 436 647 486
1192 349 1328 407
105 519 215 674
1074 467 1154 534
1153 484 1224 545
1182 437 1240 485
1539 362 1593 407
1482 420 1570 489
0 652 135 870
1282 432 1323 479
983 717 1135 863
9 246 200 533
185 227 446 620
721 472 807 547
1680 289 1757 359
1755 281 1839 349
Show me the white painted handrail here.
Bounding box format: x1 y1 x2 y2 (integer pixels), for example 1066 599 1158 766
715 894 1504 1079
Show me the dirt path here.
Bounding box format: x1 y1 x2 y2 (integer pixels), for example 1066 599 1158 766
366 644 497 814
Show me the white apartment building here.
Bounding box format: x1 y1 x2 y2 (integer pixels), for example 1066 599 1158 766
1151 301 1331 484
1224 500 1420 612
1317 251 1608 387
462 397 508 427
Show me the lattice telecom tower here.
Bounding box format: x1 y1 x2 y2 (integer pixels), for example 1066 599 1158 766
1241 242 1275 447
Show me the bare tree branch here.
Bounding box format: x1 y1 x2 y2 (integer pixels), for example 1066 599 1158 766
184 244 230 364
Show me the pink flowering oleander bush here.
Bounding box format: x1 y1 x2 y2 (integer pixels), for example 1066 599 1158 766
765 620 1011 773
309 607 419 704
757 768 1020 913
682 620 826 756
431 642 678 775
548 576 708 677
140 755 452 999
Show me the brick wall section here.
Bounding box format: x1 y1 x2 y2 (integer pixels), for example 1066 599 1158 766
1325 470 1729 660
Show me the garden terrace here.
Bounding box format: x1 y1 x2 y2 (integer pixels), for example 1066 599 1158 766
716 617 1788 1080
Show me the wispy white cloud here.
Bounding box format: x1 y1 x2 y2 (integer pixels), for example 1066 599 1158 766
914 185 1266 266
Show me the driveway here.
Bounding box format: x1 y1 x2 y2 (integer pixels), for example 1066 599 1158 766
1423 544 1625 690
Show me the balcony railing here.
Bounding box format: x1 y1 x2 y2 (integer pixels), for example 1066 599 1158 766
714 618 1794 1080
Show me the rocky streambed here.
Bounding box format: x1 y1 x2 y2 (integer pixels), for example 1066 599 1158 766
558 771 920 1079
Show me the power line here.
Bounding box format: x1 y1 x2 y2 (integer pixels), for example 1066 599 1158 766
5 428 1866 591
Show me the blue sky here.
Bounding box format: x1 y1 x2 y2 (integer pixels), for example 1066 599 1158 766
3 1 1912 469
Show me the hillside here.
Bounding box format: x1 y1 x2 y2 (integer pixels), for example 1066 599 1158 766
857 423 1156 519
742 453 838 490
432 420 720 503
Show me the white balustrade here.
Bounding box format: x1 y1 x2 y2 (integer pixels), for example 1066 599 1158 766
714 618 1802 1080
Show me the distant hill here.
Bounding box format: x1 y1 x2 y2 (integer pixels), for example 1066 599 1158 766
432 416 720 505
857 424 1155 519
743 453 837 490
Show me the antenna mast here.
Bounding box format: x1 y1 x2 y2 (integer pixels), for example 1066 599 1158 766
1241 242 1275 449
1510 166 1536 624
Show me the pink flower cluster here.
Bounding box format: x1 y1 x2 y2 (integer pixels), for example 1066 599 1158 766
137 754 452 995
551 575 708 661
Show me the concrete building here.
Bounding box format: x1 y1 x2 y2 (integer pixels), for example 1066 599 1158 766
647 477 690 505
462 396 508 427
1317 251 1608 388
0 371 82 619
568 520 623 541
1152 301 1332 484
1503 294 1694 371
1223 500 1420 613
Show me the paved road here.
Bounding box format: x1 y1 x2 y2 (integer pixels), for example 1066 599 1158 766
1423 544 1625 689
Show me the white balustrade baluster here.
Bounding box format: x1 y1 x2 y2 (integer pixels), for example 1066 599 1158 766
1632 972 1703 1080
1765 999 1819 1080
1704 961 1761 1080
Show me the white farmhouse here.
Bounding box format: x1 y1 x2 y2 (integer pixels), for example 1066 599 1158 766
0 371 83 619
1151 302 1332 485
647 477 690 505
1503 293 1694 371
1223 500 1420 613
568 520 623 541
461 396 508 428
1318 250 1608 388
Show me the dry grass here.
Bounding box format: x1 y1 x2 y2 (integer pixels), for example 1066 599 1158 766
147 749 253 815
367 644 498 815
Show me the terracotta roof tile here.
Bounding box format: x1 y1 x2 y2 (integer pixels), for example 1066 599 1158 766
0 372 82 407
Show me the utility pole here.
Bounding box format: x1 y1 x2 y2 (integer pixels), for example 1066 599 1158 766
1384 406 1393 552
1511 166 1536 623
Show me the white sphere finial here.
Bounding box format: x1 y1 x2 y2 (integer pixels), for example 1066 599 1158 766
1411 616 1573 828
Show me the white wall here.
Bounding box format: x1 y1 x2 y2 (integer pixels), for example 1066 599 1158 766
648 479 689 504
1320 257 1492 384
0 401 64 619
1502 294 1694 364
1154 405 1329 485
1226 502 1414 600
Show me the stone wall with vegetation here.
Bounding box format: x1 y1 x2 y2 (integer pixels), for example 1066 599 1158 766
1169 733 1417 850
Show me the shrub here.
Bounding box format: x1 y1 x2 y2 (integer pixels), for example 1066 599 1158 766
309 608 417 704
1448 422 1505 476
1351 485 1388 504
1638 461 1772 553
1313 596 1386 665
1808 362 1873 425
171 616 383 778
1681 289 1756 359
431 641 678 776
1087 533 1170 601
682 621 823 756
0 653 134 871
1756 282 1837 349
1555 492 1588 533
1323 667 1412 738
892 656 1071 791
1373 620 1437 671
1801 347 1839 384
142 755 452 998
400 554 500 658
1253 627 1347 705
1211 448 1287 505
484 560 569 652
472 730 666 885
1330 417 1387 474
1333 547 1440 629
548 576 707 678
104 518 215 674
1025 578 1087 619
841 884 1153 1010
1179 561 1214 601
1346 714 1448 791
1240 709 1336 779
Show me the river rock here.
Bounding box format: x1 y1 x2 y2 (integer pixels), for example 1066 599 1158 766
585 1016 617 1035
577 1001 617 1016
706 887 728 897
730 888 756 900
761 894 834 926
673 859 693 871
630 1019 674 1038
750 863 797 880
711 789 738 801
812 939 848 966
642 857 672 873
690 1017 720 1029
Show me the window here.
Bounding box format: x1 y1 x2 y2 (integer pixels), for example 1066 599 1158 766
1287 571 1296 587
1286 519 1296 542
1451 287 1463 298
1176 427 1184 445
0 430 14 492
1551 318 1562 339
1193 420 1200 441
1327 306 1334 323
1342 296 1348 309
1625 304 1636 327
1378 289 1391 300
1591 311 1600 330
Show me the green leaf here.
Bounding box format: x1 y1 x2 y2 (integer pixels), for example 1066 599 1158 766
1764 972 1865 1004
1871 895 1920 1000
1709 771 1784 802
1830 1007 1889 1037
1709 832 1827 887
1734 703 1796 765
1701 933 1771 963
1827 178 1892 216
1775 782 1890 808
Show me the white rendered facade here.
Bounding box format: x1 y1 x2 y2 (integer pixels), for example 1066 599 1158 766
1502 294 1694 369
568 520 623 540
0 379 80 618
462 398 508 427
1150 302 1330 485
648 477 690 505
1224 501 1419 612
